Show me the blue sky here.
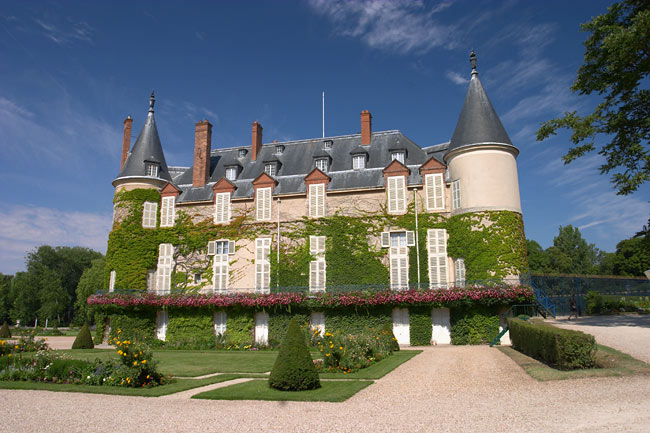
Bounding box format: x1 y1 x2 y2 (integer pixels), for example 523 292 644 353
0 0 648 274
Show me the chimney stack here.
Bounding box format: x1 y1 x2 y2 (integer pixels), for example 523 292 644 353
251 121 263 161
361 110 372 145
120 115 133 169
193 120 212 187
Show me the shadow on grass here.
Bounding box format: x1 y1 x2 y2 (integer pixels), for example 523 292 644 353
498 344 650 381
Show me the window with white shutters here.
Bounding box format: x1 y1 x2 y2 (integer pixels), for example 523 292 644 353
315 158 329 172
425 173 445 211
160 196 176 227
455 258 466 287
213 253 229 292
142 202 157 228
213 311 227 336
109 270 116 292
427 229 448 289
146 270 156 292
146 163 159 177
156 243 174 294
387 176 406 214
309 235 326 292
452 180 461 210
308 184 325 218
389 246 409 290
214 192 231 224
256 187 272 221
156 311 168 340
310 312 325 337
255 238 271 292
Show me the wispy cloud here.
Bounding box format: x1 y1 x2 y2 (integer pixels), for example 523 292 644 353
0 205 111 274
445 70 469 85
308 0 457 53
195 31 206 41
33 17 93 45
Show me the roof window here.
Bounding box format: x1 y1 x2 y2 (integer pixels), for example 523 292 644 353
353 154 365 169
323 140 333 149
275 145 285 154
238 149 248 158
225 166 238 181
315 158 329 173
265 163 277 177
391 151 405 164
145 162 159 177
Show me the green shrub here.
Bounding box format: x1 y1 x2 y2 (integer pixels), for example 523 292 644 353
381 323 400 352
0 322 11 338
317 327 397 372
269 318 320 391
48 359 90 379
108 312 156 342
408 307 432 346
268 311 310 346
450 308 499 345
586 291 604 314
324 307 393 335
71 323 95 349
508 318 595 369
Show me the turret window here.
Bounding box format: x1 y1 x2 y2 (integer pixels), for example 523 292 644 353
145 163 159 177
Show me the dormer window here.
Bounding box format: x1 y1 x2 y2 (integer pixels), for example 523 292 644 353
315 158 329 173
353 155 365 169
323 140 333 149
238 149 247 158
391 151 405 164
275 145 285 155
225 166 238 181
265 163 276 177
145 162 159 177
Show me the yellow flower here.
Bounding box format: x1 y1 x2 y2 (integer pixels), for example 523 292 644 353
134 353 138 358
117 329 121 334
14 345 19 349
133 361 138 366
117 350 123 355
141 360 147 364
339 346 343 350
330 344 333 349
325 353 330 357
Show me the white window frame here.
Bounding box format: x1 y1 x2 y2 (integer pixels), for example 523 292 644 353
213 252 229 292
264 163 276 177
389 246 409 290
425 173 445 211
160 196 176 227
238 149 247 158
452 180 461 210
142 201 157 228
156 243 174 294
156 311 168 341
387 176 406 214
308 183 326 218
214 192 231 224
352 155 365 169
315 158 329 172
275 145 284 154
225 167 238 181
455 258 466 287
145 163 159 177
108 270 116 292
427 229 448 289
391 151 405 164
255 238 271 293
213 311 227 336
256 187 272 221
309 235 327 293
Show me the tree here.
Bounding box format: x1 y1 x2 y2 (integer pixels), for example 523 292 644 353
547 225 600 274
537 0 650 195
613 232 650 276
37 269 69 327
526 240 551 273
74 257 106 325
10 272 40 325
268 318 320 391
0 273 13 324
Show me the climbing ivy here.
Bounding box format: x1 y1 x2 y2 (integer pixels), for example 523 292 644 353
408 306 432 345
165 309 215 348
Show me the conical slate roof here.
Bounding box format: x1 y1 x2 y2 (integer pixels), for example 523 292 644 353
447 52 514 156
116 92 172 182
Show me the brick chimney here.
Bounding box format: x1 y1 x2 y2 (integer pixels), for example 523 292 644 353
251 121 263 161
120 115 132 169
193 120 212 187
361 110 372 145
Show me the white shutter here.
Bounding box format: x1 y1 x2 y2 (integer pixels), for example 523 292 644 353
310 235 326 255
146 269 156 292
255 238 271 292
425 173 444 211
308 184 325 218
309 260 326 292
254 312 269 344
427 229 448 289
256 188 271 221
389 247 408 290
156 243 174 294
452 180 461 210
455 258 466 287
160 196 176 227
213 254 229 292
142 202 157 228
156 311 168 341
108 270 116 292
406 231 415 247
381 232 390 248
207 241 216 255
310 312 325 337
214 192 231 224
387 176 406 214
228 240 236 255
213 311 227 335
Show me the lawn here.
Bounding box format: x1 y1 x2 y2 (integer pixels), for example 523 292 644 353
499 344 650 381
193 378 373 402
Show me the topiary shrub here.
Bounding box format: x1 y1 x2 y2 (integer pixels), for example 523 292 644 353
269 318 320 391
0 322 11 338
71 323 95 349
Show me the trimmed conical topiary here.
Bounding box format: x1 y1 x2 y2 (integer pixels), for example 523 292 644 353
269 318 320 391
71 323 94 349
0 321 11 338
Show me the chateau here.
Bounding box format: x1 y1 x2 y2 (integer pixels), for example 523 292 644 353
102 52 528 346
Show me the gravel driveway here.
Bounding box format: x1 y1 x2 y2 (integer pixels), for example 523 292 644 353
2 344 650 433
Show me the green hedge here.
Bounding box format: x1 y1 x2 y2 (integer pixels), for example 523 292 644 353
226 310 254 346
107 311 156 342
325 306 393 335
508 318 595 369
268 310 310 346
166 309 216 349
409 307 432 346
450 307 499 345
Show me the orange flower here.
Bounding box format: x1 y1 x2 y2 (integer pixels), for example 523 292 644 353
141 360 147 364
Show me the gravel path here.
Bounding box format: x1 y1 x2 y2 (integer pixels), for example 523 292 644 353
547 314 650 363
2 345 650 432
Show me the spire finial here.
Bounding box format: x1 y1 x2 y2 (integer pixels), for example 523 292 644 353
149 91 155 113
470 50 478 77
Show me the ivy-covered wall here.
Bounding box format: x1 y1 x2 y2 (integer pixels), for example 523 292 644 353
449 306 500 345
166 309 215 348
409 306 433 346
268 309 311 345
225 309 254 346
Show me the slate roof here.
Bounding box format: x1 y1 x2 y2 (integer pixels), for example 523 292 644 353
173 130 437 203
115 93 172 182
447 73 514 157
